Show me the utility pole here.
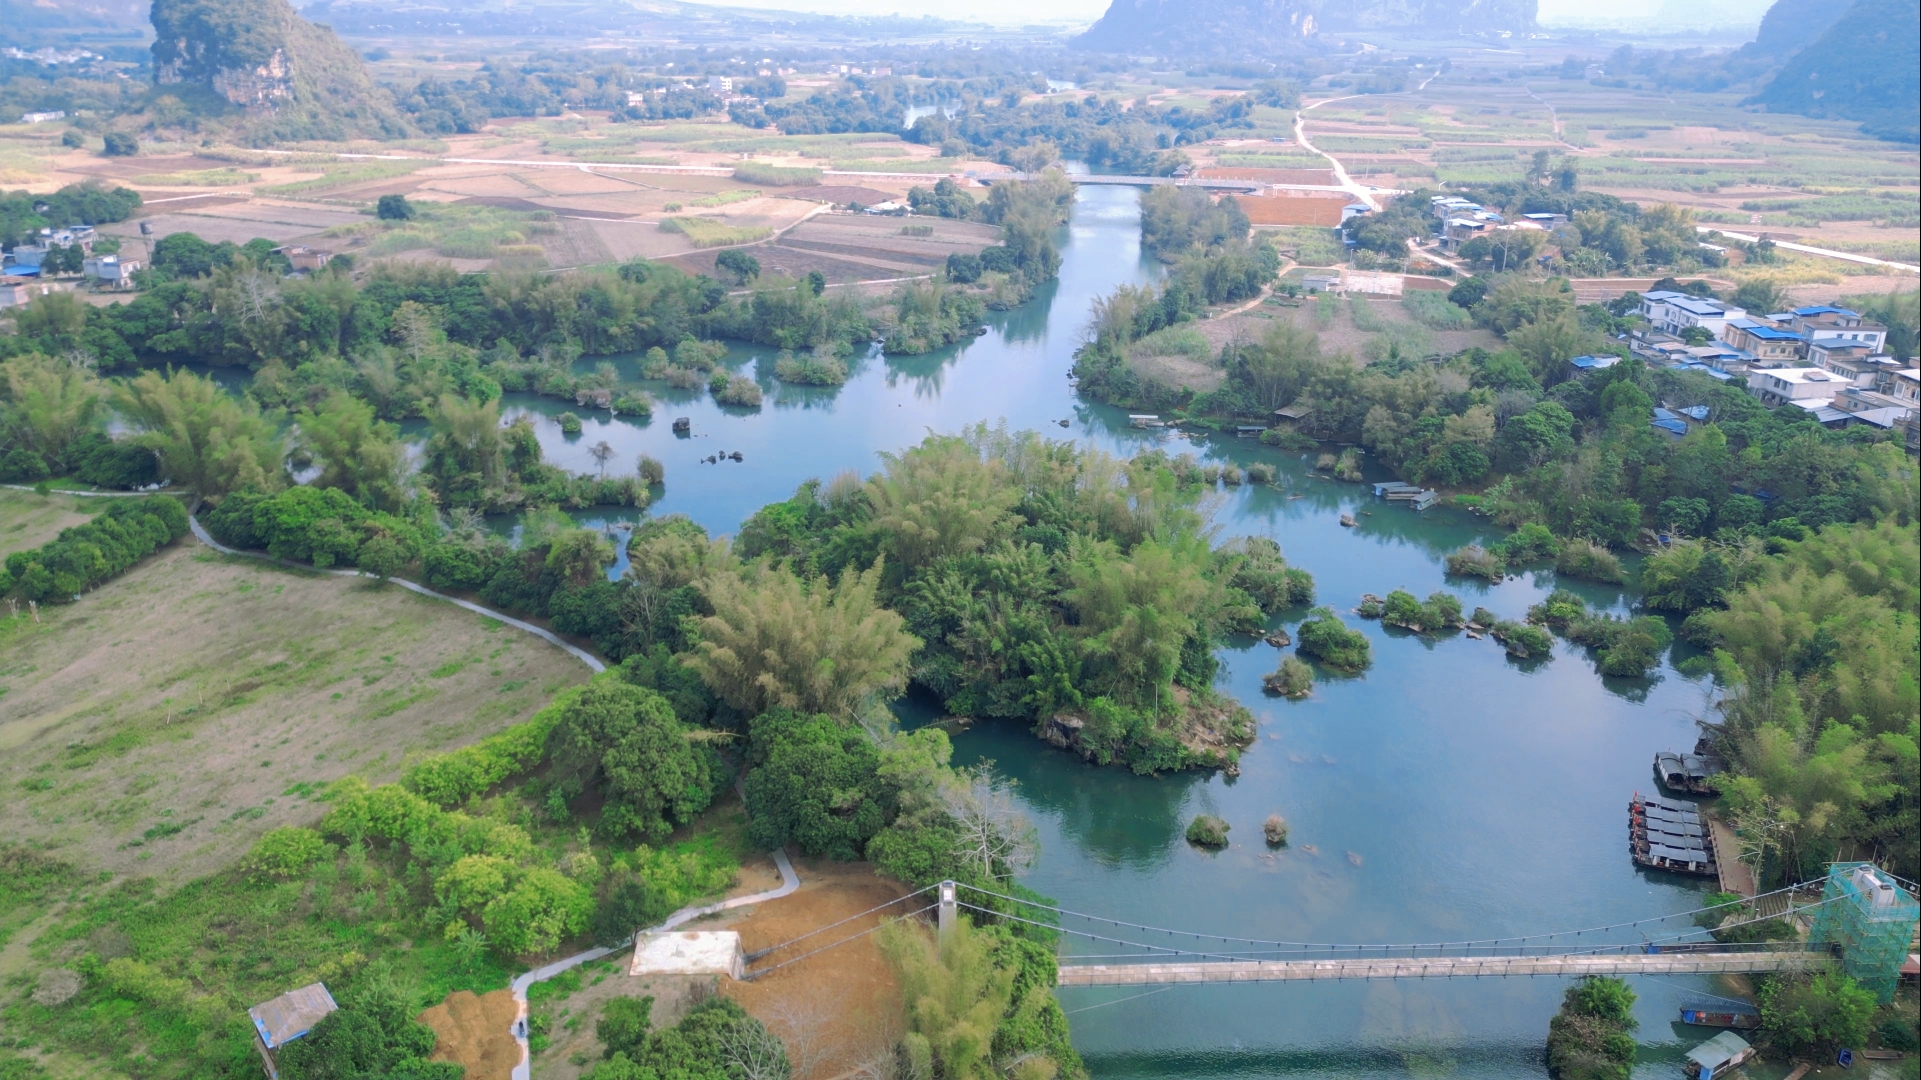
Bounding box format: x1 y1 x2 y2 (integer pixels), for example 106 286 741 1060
938 880 956 940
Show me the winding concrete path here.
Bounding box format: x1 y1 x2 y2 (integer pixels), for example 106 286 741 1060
185 513 606 673
507 848 800 1080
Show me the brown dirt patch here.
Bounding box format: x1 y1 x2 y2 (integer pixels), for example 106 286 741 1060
720 859 914 1080
420 989 521 1080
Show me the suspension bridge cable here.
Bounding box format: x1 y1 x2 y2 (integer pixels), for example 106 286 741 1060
743 902 940 981
1063 986 1181 1015
953 897 1843 969
742 883 940 960
953 880 1816 953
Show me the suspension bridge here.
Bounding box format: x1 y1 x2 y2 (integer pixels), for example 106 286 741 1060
732 864 1918 1002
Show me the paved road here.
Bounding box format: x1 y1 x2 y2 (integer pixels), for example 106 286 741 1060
1694 225 1920 275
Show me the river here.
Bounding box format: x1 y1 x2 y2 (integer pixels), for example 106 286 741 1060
492 184 1737 1078
187 182 1734 1074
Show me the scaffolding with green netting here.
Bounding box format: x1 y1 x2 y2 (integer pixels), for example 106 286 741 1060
1808 862 1919 1003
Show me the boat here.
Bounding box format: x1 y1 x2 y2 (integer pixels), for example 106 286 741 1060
1685 1031 1756 1079
1679 1003 1760 1030
1128 414 1165 429
1655 750 1725 795
1629 792 1717 877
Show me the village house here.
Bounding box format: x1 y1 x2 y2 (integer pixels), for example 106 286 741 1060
1746 366 1843 408
1721 318 1805 364
1638 291 1746 339
82 254 140 288
0 276 66 307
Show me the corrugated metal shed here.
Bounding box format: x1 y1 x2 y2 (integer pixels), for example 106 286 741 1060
249 982 337 1050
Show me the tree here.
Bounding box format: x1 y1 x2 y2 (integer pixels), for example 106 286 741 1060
114 368 284 498
376 194 416 221
0 353 105 472
715 248 761 285
743 708 890 858
482 867 594 956
589 439 616 479
277 979 455 1080
425 393 505 489
688 558 920 718
866 437 1019 573
547 677 718 840
298 392 406 511
1680 325 1714 346
100 132 137 157
1758 972 1875 1054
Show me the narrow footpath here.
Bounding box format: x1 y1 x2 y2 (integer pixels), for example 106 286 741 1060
507 849 801 1080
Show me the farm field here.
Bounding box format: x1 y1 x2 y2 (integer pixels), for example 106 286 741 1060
0 541 591 883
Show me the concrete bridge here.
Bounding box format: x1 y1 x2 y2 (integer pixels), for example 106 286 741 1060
1056 949 1833 986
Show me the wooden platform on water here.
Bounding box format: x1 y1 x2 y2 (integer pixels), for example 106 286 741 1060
1055 950 1831 986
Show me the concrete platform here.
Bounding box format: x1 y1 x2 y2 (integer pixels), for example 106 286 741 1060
629 931 745 979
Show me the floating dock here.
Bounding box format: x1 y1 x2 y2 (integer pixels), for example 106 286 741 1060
1631 792 1718 877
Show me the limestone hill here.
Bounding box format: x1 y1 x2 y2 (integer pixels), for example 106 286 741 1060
150 0 410 142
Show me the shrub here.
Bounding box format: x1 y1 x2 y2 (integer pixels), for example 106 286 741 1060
1491 620 1555 659
483 867 594 956
1555 539 1625 583
1444 544 1504 581
1490 522 1561 565
1245 462 1275 484
713 374 763 407
1379 589 1463 632
1263 814 1289 845
637 455 665 485
558 411 584 434
241 826 335 881
1 496 188 603
1260 428 1318 450
100 132 138 156
1263 655 1313 697
773 349 850 386
1295 607 1371 673
404 699 571 807
1185 815 1230 848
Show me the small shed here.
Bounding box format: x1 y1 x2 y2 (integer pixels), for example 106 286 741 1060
248 982 337 1078
1684 1031 1755 1079
629 931 746 980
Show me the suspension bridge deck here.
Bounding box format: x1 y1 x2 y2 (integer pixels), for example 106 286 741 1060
1056 950 1832 986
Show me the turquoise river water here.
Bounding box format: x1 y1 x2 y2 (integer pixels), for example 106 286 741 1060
486 185 1748 1078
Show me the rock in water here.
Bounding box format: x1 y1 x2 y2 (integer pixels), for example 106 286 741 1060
1263 814 1289 846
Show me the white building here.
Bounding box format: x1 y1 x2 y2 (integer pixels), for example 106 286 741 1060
1639 291 1747 340
1746 367 1842 407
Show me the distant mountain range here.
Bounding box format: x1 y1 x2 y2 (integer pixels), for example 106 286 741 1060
1748 0 1919 141
1072 0 1537 55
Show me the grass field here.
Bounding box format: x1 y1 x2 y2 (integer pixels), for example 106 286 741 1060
0 488 101 561
0 542 592 883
